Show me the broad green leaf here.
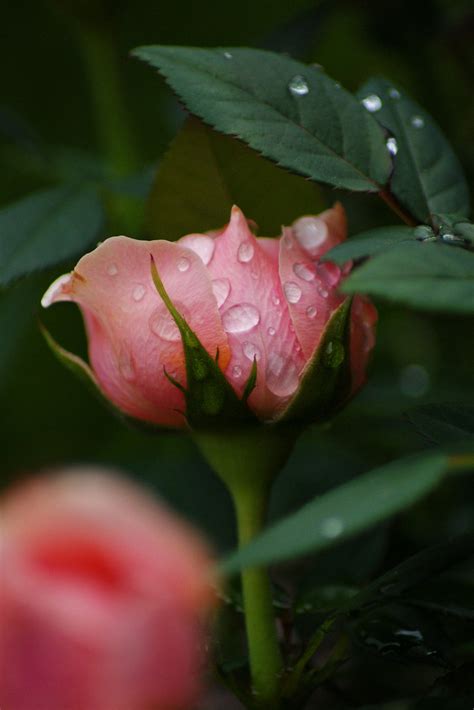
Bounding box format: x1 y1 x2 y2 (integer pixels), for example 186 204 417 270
343 242 474 313
358 78 470 223
221 452 447 573
150 257 257 427
279 298 352 423
134 46 392 192
408 403 474 444
0 184 104 286
323 226 414 264
147 118 323 240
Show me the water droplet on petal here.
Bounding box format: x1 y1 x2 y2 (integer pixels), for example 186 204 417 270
411 115 424 129
243 341 261 362
294 217 328 253
232 365 242 378
362 94 382 112
284 282 302 304
179 235 215 265
288 75 309 96
237 240 255 263
306 305 318 319
386 137 398 156
266 353 299 397
211 278 231 308
119 350 136 381
107 263 118 276
267 326 276 336
272 293 281 306
149 304 181 342
318 286 329 299
222 303 260 333
177 256 190 272
317 262 341 288
321 517 344 538
132 284 146 302
293 262 316 282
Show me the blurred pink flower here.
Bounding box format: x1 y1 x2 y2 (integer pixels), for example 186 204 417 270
0 470 215 710
42 203 376 427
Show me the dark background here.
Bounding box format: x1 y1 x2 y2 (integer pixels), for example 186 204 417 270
1 1 473 705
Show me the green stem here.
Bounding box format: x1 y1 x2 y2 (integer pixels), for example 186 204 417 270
195 428 296 708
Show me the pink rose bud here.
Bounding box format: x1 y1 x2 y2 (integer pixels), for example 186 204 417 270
42 203 376 427
0 470 215 710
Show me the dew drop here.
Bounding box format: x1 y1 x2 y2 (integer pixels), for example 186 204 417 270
411 115 424 129
107 263 118 276
389 87 401 99
222 303 260 333
293 262 316 282
441 232 466 246
266 353 299 397
272 293 281 306
361 94 382 112
223 51 232 59
232 365 242 378
414 225 435 242
132 284 146 302
321 517 344 538
179 235 215 265
324 340 345 368
119 350 135 381
284 281 302 304
288 75 309 96
237 240 255 263
306 305 318 319
386 137 398 156
317 262 341 288
149 304 181 342
294 217 328 253
318 286 329 299
243 341 261 362
399 363 430 398
177 256 190 272
267 326 276 336
211 278 231 308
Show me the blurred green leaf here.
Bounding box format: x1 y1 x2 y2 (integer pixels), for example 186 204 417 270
221 452 448 573
343 242 474 313
134 46 392 192
146 118 323 239
324 225 415 264
0 184 104 286
408 403 474 445
358 78 470 224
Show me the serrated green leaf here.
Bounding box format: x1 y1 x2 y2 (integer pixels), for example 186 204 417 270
323 226 415 264
0 184 104 286
343 241 474 313
150 256 257 427
147 118 324 240
221 452 448 573
134 46 392 192
358 78 470 223
279 298 352 423
408 403 474 445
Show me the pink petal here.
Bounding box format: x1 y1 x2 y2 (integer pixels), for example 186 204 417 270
350 296 378 394
43 238 230 427
278 227 345 362
207 206 305 419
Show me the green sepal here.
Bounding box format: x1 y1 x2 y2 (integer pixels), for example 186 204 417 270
150 256 258 428
277 298 353 424
40 323 161 434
